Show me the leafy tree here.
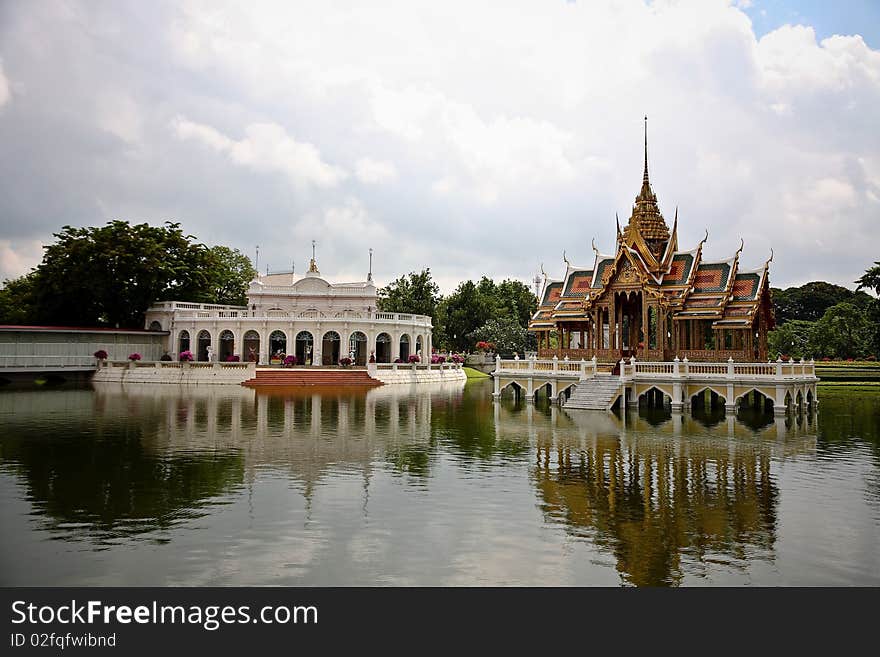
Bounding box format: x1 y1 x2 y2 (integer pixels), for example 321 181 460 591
808 303 872 359
202 246 256 306
468 315 529 355
856 261 880 295
0 220 257 328
377 268 441 318
495 278 538 328
0 273 40 325
772 281 872 324
768 320 815 360
437 281 492 352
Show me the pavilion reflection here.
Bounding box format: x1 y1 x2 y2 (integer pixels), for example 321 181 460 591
495 401 817 586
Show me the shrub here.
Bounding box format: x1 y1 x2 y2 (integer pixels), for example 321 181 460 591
160 353 172 361
283 355 297 366
475 340 495 352
394 358 403 363
93 349 108 360
408 354 420 363
226 355 240 362
339 357 353 367
179 350 194 362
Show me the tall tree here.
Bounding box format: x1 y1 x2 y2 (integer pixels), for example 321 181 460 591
202 246 257 306
808 303 872 359
0 220 258 328
377 269 441 317
772 281 872 324
856 261 880 295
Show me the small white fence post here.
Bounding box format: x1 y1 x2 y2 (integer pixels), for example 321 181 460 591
552 355 558 373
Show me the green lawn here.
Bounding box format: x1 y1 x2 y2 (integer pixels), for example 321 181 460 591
463 366 491 379
815 360 880 384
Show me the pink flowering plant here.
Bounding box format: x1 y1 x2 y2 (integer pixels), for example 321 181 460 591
93 349 108 360
128 353 142 361
283 355 297 366
408 354 420 364
226 355 240 362
179 350 194 362
339 357 353 367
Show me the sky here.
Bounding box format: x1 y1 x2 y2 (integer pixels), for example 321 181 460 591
0 0 878 294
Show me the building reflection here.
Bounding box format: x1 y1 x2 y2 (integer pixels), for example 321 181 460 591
494 401 817 586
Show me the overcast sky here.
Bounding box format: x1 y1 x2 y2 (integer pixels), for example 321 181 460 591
1 0 878 294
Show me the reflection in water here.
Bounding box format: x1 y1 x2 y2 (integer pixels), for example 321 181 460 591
0 380 877 586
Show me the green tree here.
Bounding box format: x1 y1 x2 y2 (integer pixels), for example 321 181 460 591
468 315 529 355
856 261 880 295
202 245 256 306
495 278 538 328
768 319 815 360
438 281 493 352
377 269 441 317
808 302 872 359
0 273 40 325
772 281 872 324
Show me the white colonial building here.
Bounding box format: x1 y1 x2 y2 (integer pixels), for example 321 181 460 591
145 255 433 366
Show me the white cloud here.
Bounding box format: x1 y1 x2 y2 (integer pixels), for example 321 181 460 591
0 240 44 280
1 0 879 291
355 157 398 185
0 59 10 107
172 116 347 189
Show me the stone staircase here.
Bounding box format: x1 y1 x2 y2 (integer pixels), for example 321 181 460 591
242 368 382 388
563 374 622 411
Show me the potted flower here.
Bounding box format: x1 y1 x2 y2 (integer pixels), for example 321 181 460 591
283 355 297 367
451 354 464 364
369 352 376 363
339 356 353 368
179 350 194 362
408 354 420 368
226 355 240 362
128 353 142 361
94 349 108 367
431 354 446 364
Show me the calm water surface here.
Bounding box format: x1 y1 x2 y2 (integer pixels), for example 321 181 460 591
0 380 878 586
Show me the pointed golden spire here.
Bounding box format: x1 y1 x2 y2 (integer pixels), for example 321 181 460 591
643 115 649 188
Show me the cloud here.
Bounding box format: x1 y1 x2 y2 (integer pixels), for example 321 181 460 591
355 157 398 185
0 240 44 280
0 0 879 293
0 59 10 107
172 116 347 189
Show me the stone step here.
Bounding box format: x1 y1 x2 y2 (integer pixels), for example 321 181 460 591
242 369 382 388
563 375 622 411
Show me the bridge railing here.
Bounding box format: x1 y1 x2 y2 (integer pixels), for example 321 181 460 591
0 355 98 369
494 355 598 379
493 355 816 382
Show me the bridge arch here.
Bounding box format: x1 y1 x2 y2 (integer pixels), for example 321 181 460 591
734 387 775 411
638 385 672 408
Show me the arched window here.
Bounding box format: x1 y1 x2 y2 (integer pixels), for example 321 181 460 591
149 321 162 332
376 333 391 363
349 331 367 365
178 330 190 355
295 331 314 365
197 330 211 361
322 331 341 366
219 330 235 361
399 334 411 361
243 330 260 363
269 331 287 360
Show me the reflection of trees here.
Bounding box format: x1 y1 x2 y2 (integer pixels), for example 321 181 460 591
532 434 780 586
0 390 244 541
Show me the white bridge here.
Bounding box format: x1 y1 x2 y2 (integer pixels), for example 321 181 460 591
492 355 818 415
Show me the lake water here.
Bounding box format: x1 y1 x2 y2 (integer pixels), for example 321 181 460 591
1 379 878 586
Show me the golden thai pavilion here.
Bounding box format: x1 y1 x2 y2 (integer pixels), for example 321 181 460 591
530 121 775 363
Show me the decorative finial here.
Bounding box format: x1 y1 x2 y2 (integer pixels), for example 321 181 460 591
735 237 744 258
562 250 570 266
540 262 547 278
616 213 622 237
765 248 774 267
368 247 373 282
592 237 599 256
255 245 260 273
699 228 709 249
308 240 319 274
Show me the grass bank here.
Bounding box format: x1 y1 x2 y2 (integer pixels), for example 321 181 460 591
463 366 490 379
815 361 880 385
